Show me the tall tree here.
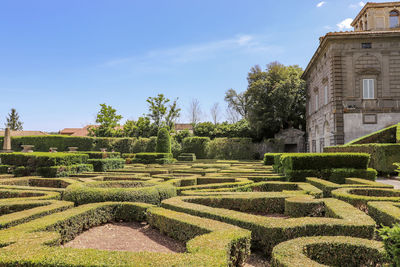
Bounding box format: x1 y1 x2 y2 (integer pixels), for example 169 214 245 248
146 94 169 129
210 103 221 125
224 89 249 119
146 94 180 131
244 62 306 139
188 98 202 125
5 108 23 130
88 103 122 137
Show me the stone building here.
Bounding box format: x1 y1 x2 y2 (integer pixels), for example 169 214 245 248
302 1 400 152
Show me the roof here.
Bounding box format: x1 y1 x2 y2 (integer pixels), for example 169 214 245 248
0 130 48 137
352 2 400 26
302 29 400 79
174 123 193 131
59 125 124 137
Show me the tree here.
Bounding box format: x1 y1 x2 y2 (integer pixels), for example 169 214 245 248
225 107 241 124
188 98 202 125
244 62 306 139
89 103 122 137
210 103 221 125
123 117 156 138
224 89 249 119
146 94 181 131
5 108 23 130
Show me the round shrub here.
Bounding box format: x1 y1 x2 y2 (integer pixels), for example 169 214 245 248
156 128 171 153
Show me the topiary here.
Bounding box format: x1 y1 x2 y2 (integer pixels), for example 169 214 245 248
156 128 171 153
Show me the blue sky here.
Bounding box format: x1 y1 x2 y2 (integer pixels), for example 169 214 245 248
0 0 385 131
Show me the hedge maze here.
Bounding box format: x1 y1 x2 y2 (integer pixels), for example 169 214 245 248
0 153 398 266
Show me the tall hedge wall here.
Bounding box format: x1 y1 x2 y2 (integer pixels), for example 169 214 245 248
324 144 400 174
207 138 254 160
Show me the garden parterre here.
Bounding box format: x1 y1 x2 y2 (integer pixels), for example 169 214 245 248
0 157 398 266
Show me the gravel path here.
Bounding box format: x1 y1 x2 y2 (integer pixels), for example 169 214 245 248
376 178 400 189
63 222 186 253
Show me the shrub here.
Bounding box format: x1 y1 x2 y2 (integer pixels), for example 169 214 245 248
332 187 400 208
162 195 376 255
37 164 94 178
207 138 253 160
178 153 196 162
0 152 89 168
87 158 125 172
13 166 30 177
271 236 387 267
284 168 377 183
131 153 174 164
63 181 177 205
156 128 171 153
368 202 400 227
325 144 400 174
75 151 121 159
379 224 400 266
182 137 210 159
0 165 9 174
264 153 282 165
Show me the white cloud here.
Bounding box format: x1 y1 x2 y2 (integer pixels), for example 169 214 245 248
337 18 353 30
349 1 365 8
316 1 326 8
101 34 279 68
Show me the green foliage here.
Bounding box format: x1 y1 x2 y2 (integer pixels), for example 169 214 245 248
193 120 253 139
0 152 89 168
5 108 23 130
75 151 121 159
64 181 177 205
87 158 125 172
227 63 306 140
207 138 254 160
264 153 282 165
146 94 181 131
131 152 174 164
123 117 156 138
174 129 191 143
368 202 400 227
0 165 9 174
271 236 387 267
379 224 400 266
325 144 400 174
178 153 196 161
88 104 123 137
156 128 171 153
37 164 94 178
182 137 210 159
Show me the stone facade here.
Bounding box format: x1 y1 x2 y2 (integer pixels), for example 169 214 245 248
303 2 400 152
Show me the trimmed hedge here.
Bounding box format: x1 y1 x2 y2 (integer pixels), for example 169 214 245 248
332 187 400 208
87 158 125 172
0 165 9 174
325 144 400 174
162 195 376 255
74 151 121 159
182 137 210 159
156 128 171 153
37 164 94 178
0 152 89 168
264 153 282 165
285 168 377 183
281 153 370 170
207 138 253 160
306 177 393 197
0 202 251 266
63 180 177 205
368 201 400 227
271 236 387 267
131 153 174 164
178 153 196 162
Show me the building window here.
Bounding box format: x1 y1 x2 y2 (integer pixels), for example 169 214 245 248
363 79 375 99
390 10 399 28
315 94 319 111
362 43 372 49
324 85 328 105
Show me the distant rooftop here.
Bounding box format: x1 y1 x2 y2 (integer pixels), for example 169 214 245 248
0 130 48 137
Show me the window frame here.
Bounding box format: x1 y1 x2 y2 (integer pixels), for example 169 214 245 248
362 78 375 99
324 85 328 105
390 10 399 28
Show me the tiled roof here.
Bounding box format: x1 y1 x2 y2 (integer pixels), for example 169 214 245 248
0 131 48 136
175 123 193 130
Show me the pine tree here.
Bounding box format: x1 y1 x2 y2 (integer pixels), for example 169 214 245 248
5 108 23 130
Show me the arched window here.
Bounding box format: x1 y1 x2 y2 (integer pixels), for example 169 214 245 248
390 10 399 28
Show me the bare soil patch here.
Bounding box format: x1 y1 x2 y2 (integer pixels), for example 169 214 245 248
244 252 270 267
63 222 186 253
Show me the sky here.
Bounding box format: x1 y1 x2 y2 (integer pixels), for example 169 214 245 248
0 0 388 131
